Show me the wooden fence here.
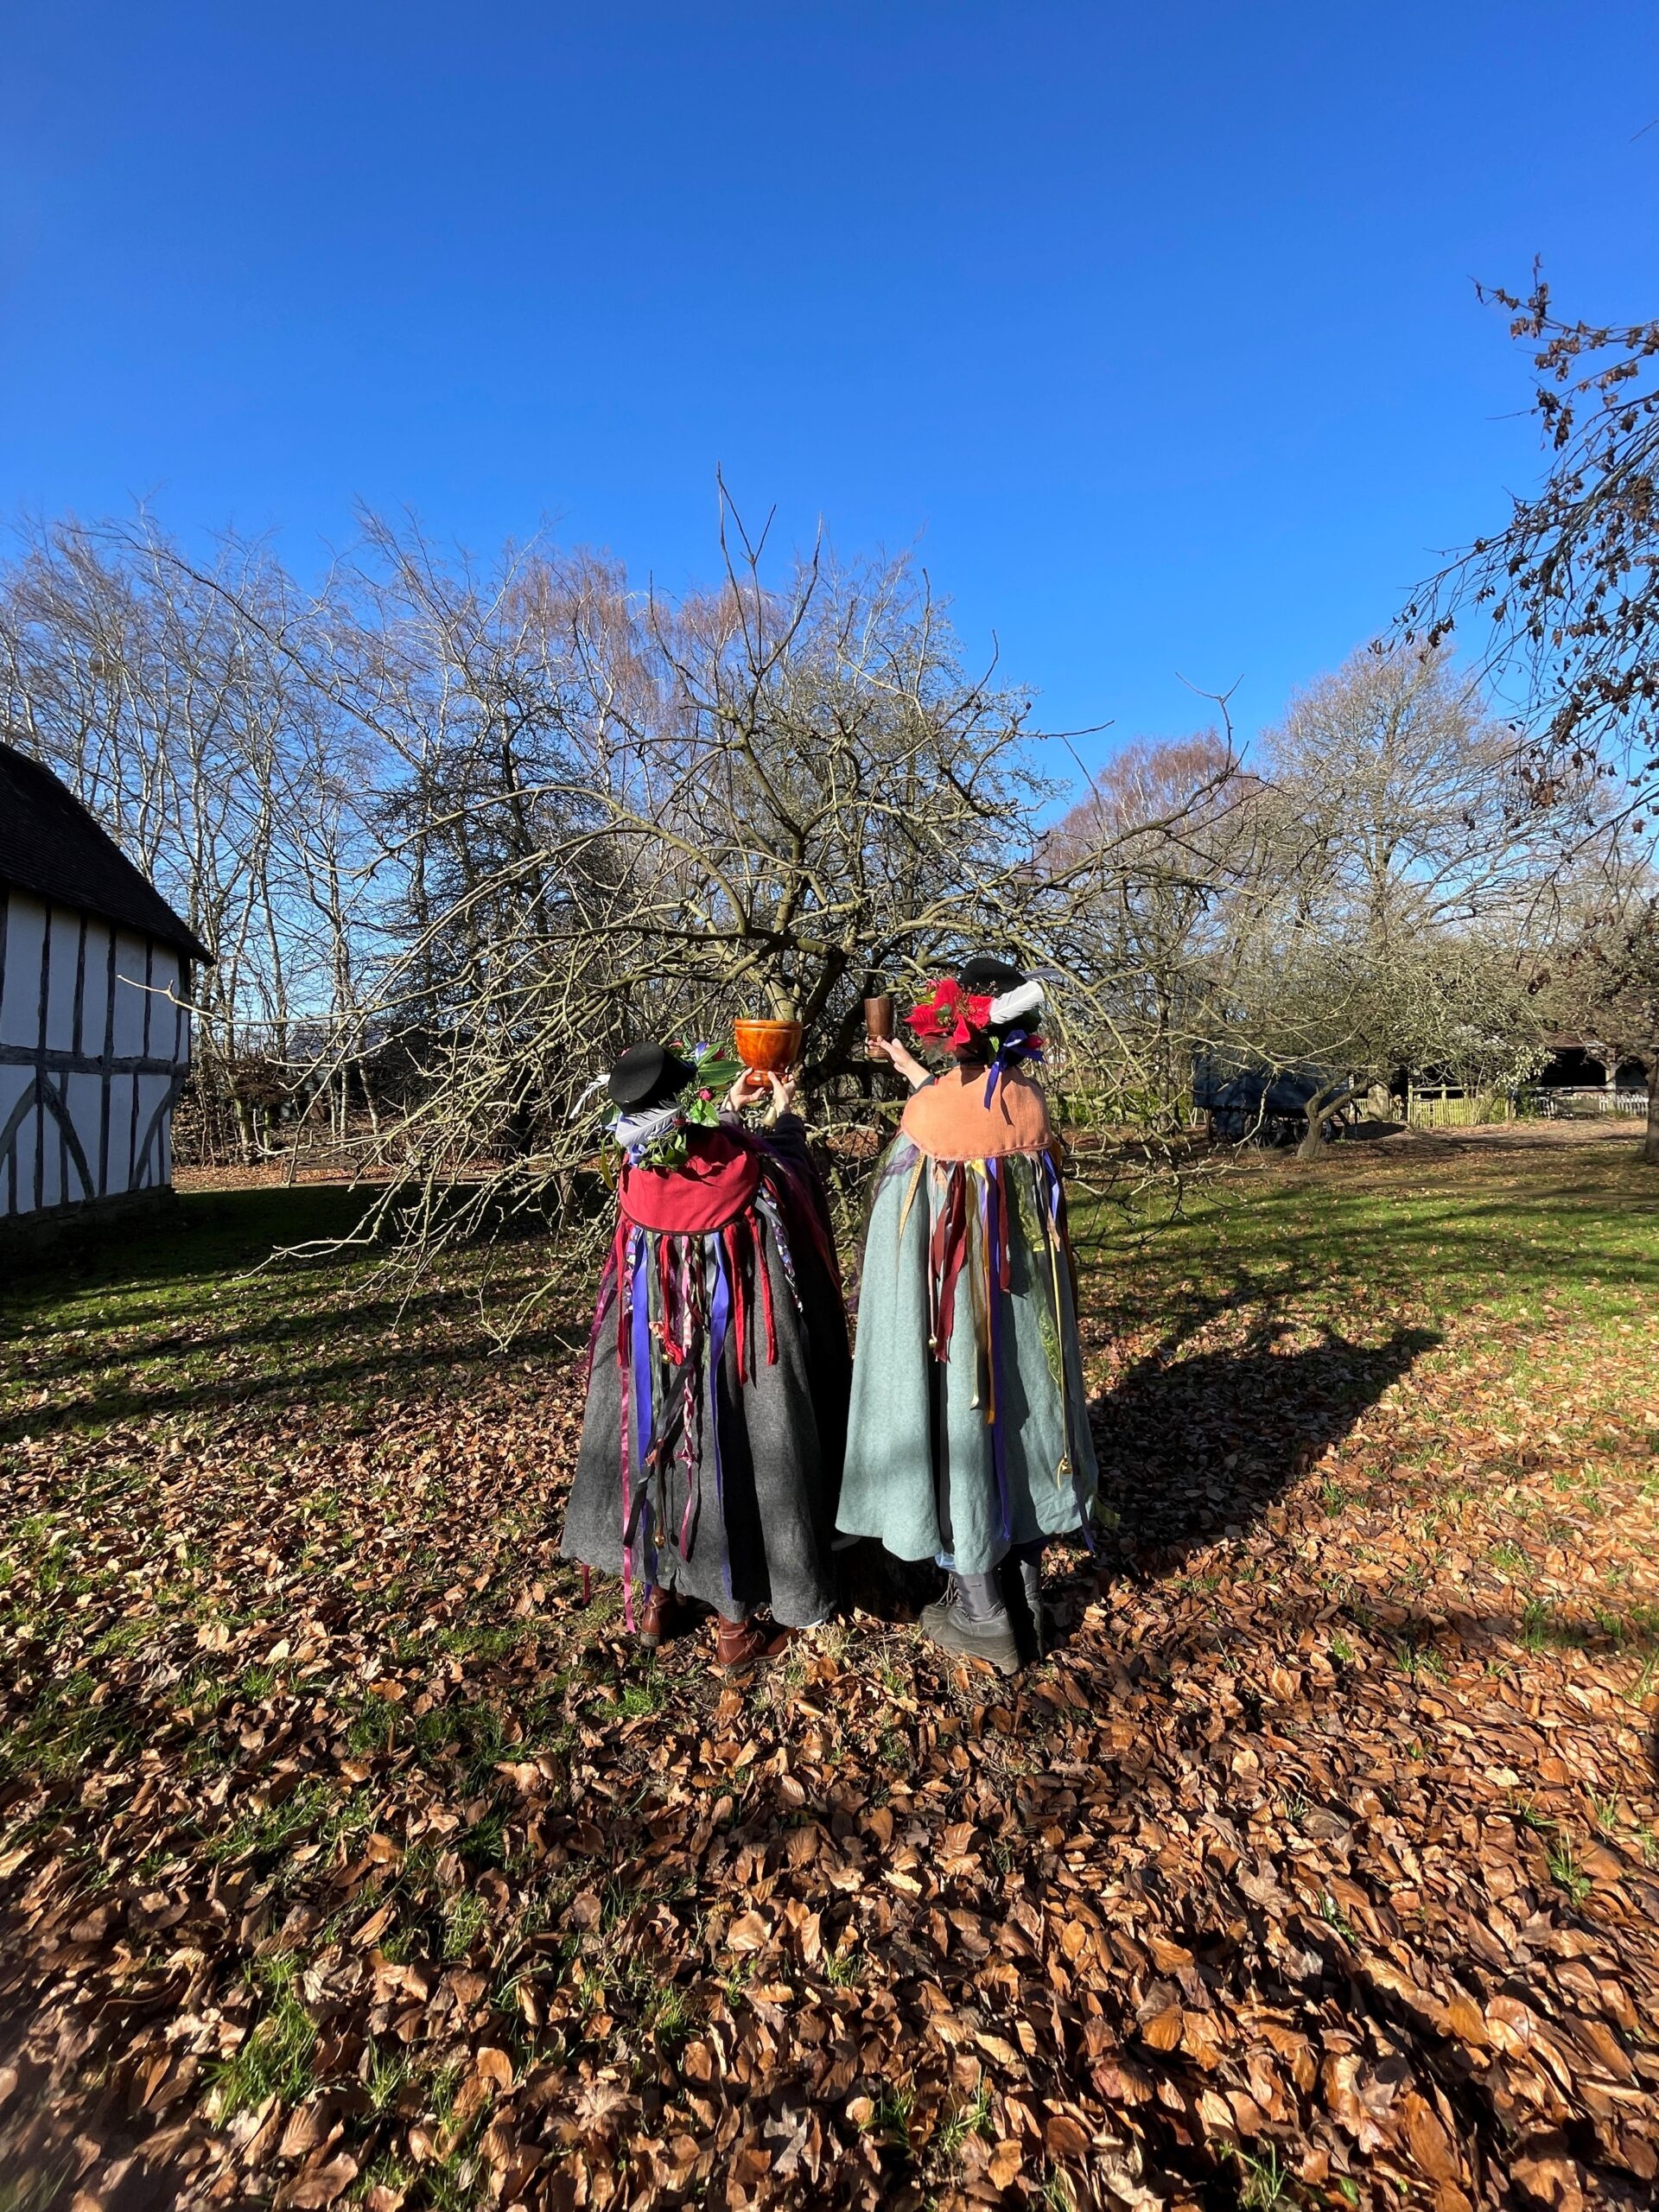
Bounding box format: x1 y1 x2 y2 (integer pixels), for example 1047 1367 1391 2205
1405 1084 1648 1129
1533 1086 1648 1119
1405 1090 1516 1131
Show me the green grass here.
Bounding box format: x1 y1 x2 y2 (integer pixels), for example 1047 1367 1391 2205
205 1779 346 1868
646 1980 696 2054
935 2083 994 2160
823 1944 865 1987
1077 1131 1659 1346
1073 1133 1659 1581
1394 1636 1447 1681
1512 1794 1556 1833
618 1669 668 1719
1319 1892 1359 1943
363 2045 412 2115
0 2158 79 2212
441 1891 491 1960
1547 1839 1594 1904
210 1986 319 2120
869 2082 915 2152
0 1184 582 1453
1232 2142 1295 2210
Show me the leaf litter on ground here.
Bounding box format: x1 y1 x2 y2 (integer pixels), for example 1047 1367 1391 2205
0 1128 1656 2209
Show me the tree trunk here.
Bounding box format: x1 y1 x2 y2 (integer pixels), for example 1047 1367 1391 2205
359 1058 381 1140
1645 1049 1658 1166
1297 1084 1346 1161
231 1088 253 1167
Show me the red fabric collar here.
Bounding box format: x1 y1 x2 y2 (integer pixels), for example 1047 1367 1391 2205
617 1128 765 1235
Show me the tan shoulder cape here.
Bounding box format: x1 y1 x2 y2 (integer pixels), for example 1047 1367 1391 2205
899 1066 1053 1160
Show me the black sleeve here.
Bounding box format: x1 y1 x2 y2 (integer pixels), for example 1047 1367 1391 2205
758 1110 810 1168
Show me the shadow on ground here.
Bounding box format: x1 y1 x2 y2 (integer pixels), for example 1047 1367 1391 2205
1341 1116 1414 1143
835 1315 1441 1648
1087 1320 1440 1558
0 1185 586 1447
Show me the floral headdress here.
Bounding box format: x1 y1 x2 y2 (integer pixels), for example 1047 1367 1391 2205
906 972 1048 1103
908 976 994 1049
575 1041 747 1171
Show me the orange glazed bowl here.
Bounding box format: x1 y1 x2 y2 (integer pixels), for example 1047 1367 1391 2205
733 1017 803 1073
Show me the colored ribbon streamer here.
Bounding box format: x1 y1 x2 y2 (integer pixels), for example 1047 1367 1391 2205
983 1160 1012 1542
982 1027 1046 1106
707 1237 734 1601
932 1166 969 1357
628 1233 658 1592
618 1230 638 1633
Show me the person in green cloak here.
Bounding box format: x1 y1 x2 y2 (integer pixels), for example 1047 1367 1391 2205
836 957 1099 1674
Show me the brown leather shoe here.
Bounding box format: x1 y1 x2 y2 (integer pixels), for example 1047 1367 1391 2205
715 1616 794 1668
638 1587 683 1649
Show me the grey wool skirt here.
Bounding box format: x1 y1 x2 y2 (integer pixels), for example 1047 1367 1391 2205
561 1147 849 1628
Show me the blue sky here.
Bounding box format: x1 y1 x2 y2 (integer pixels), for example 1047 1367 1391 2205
3 3 1656 784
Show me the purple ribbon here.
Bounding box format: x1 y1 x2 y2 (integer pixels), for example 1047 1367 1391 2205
707 1239 734 1600
983 1160 1012 1544
1041 1151 1065 1243
982 1027 1045 1106
677 1241 701 1557
626 1233 658 1587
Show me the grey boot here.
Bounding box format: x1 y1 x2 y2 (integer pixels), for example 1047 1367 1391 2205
1001 1549 1046 1663
918 1573 1021 1677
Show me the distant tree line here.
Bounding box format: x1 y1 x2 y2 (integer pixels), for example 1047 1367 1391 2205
1406 272 1659 1162
1 474 1653 1271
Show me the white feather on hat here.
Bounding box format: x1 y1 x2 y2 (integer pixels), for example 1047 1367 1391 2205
987 979 1046 1026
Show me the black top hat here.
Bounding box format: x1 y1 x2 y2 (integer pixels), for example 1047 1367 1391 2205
607 1040 694 1113
959 954 1027 997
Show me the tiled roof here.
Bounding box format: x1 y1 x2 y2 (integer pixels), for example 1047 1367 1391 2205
0 739 213 963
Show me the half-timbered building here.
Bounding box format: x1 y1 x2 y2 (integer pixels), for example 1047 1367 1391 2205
0 740 211 1232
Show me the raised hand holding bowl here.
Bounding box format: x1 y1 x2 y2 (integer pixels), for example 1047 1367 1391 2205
734 1017 804 1074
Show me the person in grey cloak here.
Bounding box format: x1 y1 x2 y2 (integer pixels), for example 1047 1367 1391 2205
836 957 1098 1674
561 1039 850 1668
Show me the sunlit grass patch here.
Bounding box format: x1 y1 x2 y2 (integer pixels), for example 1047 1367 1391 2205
209 1984 318 2120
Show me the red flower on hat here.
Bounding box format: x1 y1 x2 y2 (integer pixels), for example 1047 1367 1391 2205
907 977 994 1048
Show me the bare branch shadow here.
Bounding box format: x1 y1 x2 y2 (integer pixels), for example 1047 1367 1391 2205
1086 1320 1441 1559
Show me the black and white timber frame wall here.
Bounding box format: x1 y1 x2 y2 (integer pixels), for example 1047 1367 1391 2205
0 739 213 1225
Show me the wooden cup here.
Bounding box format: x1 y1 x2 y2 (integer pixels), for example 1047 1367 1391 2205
734 1017 803 1074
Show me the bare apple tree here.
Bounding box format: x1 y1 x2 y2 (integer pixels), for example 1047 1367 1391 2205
245 503 1158 1288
